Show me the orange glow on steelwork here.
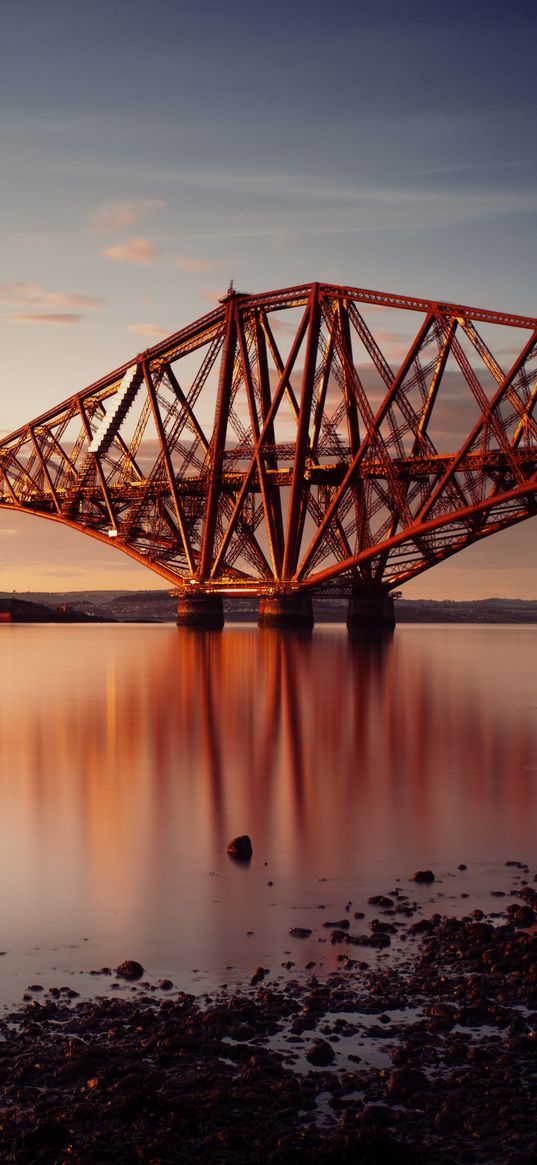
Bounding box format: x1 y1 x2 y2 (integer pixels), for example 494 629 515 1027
0 281 536 599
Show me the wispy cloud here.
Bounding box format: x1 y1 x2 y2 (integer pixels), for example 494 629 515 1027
90 200 165 231
53 153 537 212
368 328 413 346
175 255 215 273
5 313 82 325
102 238 158 265
270 317 301 336
126 323 169 337
0 282 102 309
201 289 227 306
169 183 537 239
409 159 532 178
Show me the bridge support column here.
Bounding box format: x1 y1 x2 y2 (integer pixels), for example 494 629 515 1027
258 592 314 630
346 592 396 634
176 593 225 630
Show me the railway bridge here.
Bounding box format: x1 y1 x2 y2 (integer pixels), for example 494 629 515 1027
1 281 536 629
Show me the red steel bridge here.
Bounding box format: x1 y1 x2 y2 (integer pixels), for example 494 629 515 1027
1 280 536 628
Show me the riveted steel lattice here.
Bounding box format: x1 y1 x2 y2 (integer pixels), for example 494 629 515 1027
1 281 536 595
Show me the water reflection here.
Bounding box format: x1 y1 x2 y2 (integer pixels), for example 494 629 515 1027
0 623 535 1000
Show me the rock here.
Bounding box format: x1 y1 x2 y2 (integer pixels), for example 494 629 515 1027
289 927 312 938
387 1067 430 1097
408 918 434 935
507 904 536 927
116 960 144 981
250 966 267 985
427 1002 456 1021
305 1038 335 1066
370 919 396 933
412 869 435 884
368 895 394 908
370 932 391 949
359 1104 395 1127
329 929 349 944
226 835 253 861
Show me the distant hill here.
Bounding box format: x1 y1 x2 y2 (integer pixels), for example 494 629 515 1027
0 595 113 624
2 590 537 624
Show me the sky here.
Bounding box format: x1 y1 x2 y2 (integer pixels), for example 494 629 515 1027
0 0 536 597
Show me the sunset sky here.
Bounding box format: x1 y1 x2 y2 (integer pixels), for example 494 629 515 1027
1 0 536 597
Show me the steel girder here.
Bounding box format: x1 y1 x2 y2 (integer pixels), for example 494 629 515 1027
0 281 536 595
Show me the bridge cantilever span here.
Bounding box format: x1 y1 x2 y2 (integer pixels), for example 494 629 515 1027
1 281 536 630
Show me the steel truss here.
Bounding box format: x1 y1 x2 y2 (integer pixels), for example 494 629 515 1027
1 281 536 596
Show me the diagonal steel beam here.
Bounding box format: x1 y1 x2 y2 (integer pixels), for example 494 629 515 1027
417 328 537 523
296 311 436 581
209 299 311 580
199 295 238 579
282 284 320 580
142 360 195 573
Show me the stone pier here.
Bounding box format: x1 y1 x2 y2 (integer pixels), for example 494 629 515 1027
176 593 225 630
346 592 396 634
258 592 314 630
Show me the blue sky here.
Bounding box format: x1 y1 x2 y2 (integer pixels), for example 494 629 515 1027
0 0 536 595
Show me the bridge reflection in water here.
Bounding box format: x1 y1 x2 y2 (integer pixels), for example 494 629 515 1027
0 624 535 994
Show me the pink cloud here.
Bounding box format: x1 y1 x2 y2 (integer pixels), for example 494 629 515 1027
6 313 82 325
102 238 158 266
0 282 102 309
126 323 169 337
201 288 228 306
372 329 413 345
270 317 300 335
175 255 215 273
90 200 165 232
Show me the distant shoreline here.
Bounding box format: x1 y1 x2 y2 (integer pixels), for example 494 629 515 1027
2 590 537 624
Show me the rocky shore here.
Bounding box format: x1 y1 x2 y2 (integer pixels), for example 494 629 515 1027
1 870 536 1164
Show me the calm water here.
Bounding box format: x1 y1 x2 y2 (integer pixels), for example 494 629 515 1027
0 622 536 1009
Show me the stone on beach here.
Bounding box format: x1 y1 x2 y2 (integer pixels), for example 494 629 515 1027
305 1037 336 1066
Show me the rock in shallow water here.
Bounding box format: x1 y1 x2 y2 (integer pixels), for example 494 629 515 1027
116 959 144 981
227 835 253 860
305 1037 335 1066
